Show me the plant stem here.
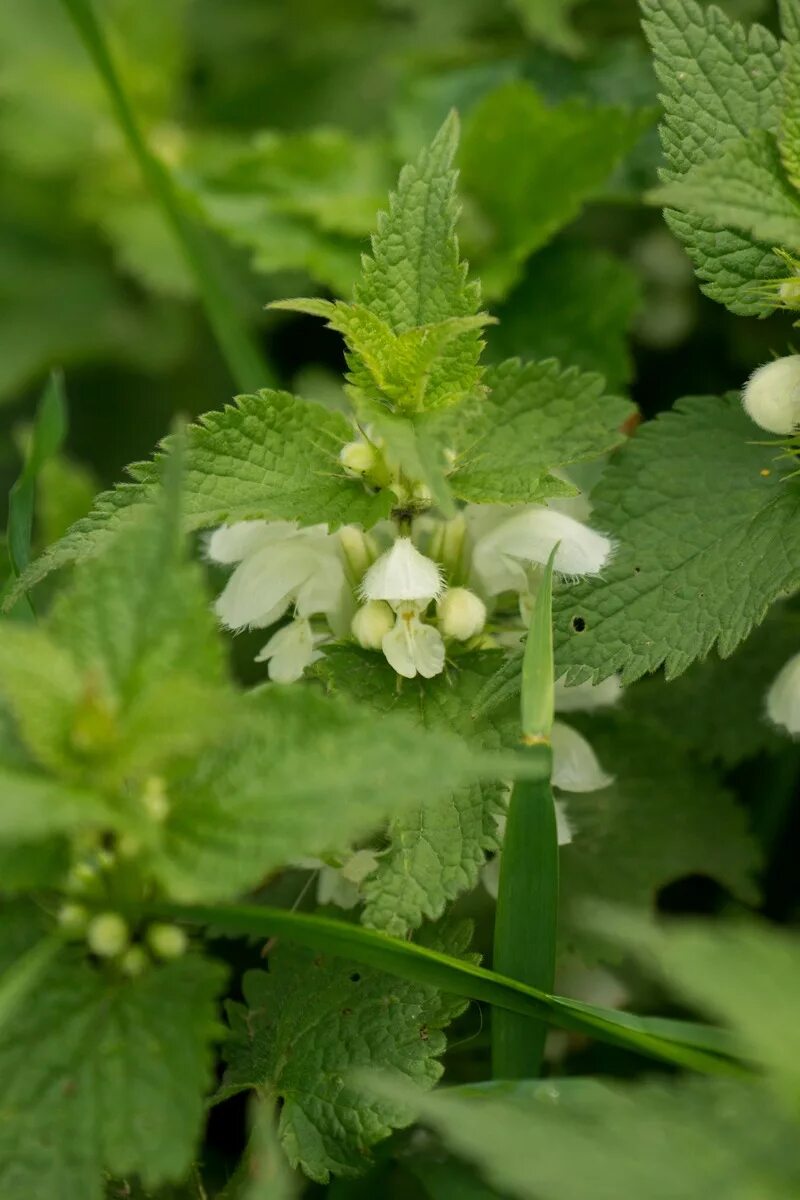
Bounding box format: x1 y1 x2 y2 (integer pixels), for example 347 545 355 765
59 0 271 394
491 755 558 1079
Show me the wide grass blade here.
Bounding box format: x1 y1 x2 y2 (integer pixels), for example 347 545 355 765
59 0 271 394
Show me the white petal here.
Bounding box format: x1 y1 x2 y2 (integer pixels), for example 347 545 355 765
294 549 347 618
316 866 361 909
412 621 446 678
554 675 623 713
255 617 316 682
551 721 614 792
474 506 613 581
361 537 442 603
381 610 445 679
214 541 319 630
381 615 418 678
206 520 294 564
742 355 800 434
554 798 573 844
766 651 800 735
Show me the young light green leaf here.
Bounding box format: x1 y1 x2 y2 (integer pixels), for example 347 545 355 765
221 922 471 1183
5 390 391 606
460 83 652 297
449 358 634 506
552 395 800 684
650 130 800 252
0 950 226 1199
641 0 784 314
314 648 517 936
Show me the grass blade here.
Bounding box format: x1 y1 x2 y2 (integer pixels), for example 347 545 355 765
141 900 744 1077
59 0 271 394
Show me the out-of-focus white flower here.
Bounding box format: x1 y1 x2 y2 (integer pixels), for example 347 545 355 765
551 721 614 793
438 587 486 640
382 602 446 679
554 675 623 712
766 650 800 735
351 600 395 649
742 355 800 434
210 520 348 632
361 536 442 605
471 506 614 596
317 849 380 908
255 617 324 683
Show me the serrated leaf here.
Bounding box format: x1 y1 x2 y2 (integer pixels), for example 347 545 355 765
551 394 800 685
221 921 471 1183
560 712 761 960
372 1074 800 1200
641 0 784 315
487 243 641 391
779 0 800 191
7 391 391 606
459 83 651 297
144 686 483 903
0 950 226 1199
449 358 634 505
651 130 800 252
314 648 516 936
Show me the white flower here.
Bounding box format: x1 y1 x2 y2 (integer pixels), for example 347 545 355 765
210 520 348 633
766 650 800 735
361 537 442 605
551 721 614 793
351 600 395 649
254 617 323 683
742 355 800 434
317 849 380 908
382 602 446 679
471 506 614 596
437 587 486 640
554 674 623 712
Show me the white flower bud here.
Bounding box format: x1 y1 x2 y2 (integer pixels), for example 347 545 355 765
338 525 375 583
57 902 88 936
87 912 129 958
340 440 378 476
742 355 800 434
119 945 149 977
361 537 443 605
766 651 800 735
437 587 486 640
146 922 188 960
351 600 395 649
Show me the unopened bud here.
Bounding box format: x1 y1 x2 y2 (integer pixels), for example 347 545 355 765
119 945 149 977
87 912 129 959
141 776 169 822
146 922 188 960
437 587 487 641
742 355 800 434
340 440 378 477
338 525 375 584
779 278 800 306
351 600 394 649
57 902 88 936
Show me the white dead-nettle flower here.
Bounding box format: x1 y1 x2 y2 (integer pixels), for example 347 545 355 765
317 849 380 908
383 603 446 679
550 722 614 793
351 600 395 650
360 536 443 605
766 650 800 735
470 505 614 596
437 587 487 641
553 674 623 712
742 355 800 434
209 520 350 681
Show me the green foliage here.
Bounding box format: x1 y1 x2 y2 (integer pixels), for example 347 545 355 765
779 0 800 192
221 922 471 1183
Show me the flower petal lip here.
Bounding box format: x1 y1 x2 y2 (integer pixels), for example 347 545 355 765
206 520 296 564
255 617 318 683
742 355 800 434
550 721 614 793
473 506 614 589
766 650 800 735
381 606 446 679
360 537 443 603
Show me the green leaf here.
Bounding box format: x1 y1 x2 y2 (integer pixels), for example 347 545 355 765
0 950 226 1199
551 394 800 684
221 921 471 1183
560 712 761 960
370 1074 800 1200
487 243 641 391
143 686 483 903
0 623 84 776
779 0 800 191
641 0 784 315
6 390 391 607
0 763 112 841
508 0 584 54
449 358 634 505
460 83 651 297
650 130 800 252
314 648 516 936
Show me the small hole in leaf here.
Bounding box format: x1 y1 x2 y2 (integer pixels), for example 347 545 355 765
349 972 361 983
571 616 586 633
342 1007 353 1016
633 566 641 574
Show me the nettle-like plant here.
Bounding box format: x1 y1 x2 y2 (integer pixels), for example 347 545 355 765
3 0 800 1196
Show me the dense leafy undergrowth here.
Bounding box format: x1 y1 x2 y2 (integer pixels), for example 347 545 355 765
2 0 800 1196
